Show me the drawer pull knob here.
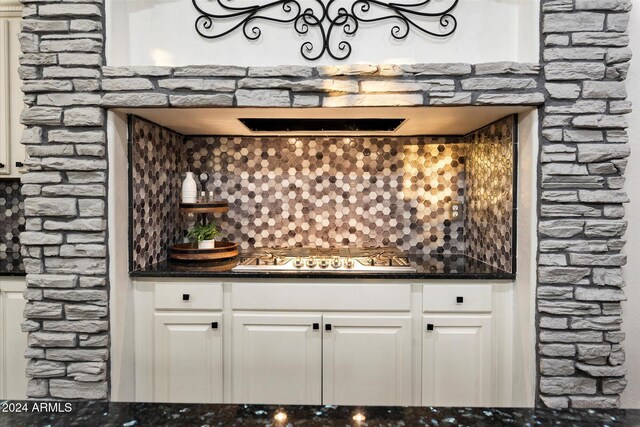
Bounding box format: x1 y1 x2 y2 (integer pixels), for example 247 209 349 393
456 296 464 304
211 322 219 329
426 324 434 331
0 163 4 168
312 323 319 330
15 161 24 168
182 294 190 301
325 324 332 331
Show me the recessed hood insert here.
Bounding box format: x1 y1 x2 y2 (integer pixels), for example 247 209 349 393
239 118 405 133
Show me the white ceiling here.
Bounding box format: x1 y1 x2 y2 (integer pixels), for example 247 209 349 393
114 106 535 136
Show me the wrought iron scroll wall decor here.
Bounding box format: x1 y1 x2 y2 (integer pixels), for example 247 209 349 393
192 0 459 61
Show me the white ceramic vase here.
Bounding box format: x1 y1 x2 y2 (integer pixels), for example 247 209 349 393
181 172 197 203
198 240 216 249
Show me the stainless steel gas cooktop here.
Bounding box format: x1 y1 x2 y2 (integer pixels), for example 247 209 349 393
232 247 416 274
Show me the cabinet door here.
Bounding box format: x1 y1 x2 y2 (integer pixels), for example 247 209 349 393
0 286 28 399
231 313 321 404
153 313 223 403
0 16 25 177
322 315 412 406
422 315 493 407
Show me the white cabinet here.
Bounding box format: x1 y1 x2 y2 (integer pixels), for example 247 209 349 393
133 280 511 407
153 312 223 403
322 315 412 406
422 315 493 406
231 313 322 404
0 1 22 9
0 12 26 178
231 313 412 406
0 277 27 400
134 280 226 404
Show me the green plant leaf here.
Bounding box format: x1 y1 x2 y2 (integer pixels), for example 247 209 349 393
187 222 220 242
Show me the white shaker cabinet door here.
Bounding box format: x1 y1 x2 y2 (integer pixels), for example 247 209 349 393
153 313 223 403
422 315 493 407
0 285 27 400
0 16 25 178
322 314 413 406
231 313 322 405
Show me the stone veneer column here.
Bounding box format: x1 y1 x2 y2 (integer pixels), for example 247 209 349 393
538 0 632 408
18 0 109 399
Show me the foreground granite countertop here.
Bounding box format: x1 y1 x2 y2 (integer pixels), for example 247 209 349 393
1 402 639 426
130 253 515 280
0 251 25 276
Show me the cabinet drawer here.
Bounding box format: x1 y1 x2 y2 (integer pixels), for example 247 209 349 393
232 283 411 311
423 285 492 313
154 283 223 311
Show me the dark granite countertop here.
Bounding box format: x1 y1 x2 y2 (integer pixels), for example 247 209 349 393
0 252 25 276
130 253 514 280
1 401 638 426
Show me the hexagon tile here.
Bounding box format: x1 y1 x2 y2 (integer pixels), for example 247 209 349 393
130 117 185 270
0 179 25 273
183 135 466 254
129 115 516 274
465 116 516 273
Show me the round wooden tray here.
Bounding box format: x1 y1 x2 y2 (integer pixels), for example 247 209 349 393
179 201 229 214
169 241 239 262
167 258 239 272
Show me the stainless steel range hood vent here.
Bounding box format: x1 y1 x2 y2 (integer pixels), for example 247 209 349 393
239 118 406 133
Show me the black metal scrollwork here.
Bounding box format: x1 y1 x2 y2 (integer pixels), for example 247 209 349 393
192 0 459 61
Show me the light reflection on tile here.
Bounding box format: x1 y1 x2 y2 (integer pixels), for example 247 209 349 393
465 116 515 273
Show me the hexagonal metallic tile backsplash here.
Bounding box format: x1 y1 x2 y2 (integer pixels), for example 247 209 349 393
465 117 515 273
130 118 184 270
183 135 466 254
0 179 25 273
130 115 515 273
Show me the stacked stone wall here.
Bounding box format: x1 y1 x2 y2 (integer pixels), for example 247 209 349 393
538 0 632 408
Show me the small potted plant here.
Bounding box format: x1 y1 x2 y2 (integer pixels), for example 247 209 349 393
187 222 221 249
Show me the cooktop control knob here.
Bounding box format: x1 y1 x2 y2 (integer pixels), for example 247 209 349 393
293 258 303 268
344 258 354 269
306 258 317 268
319 259 329 269
331 258 342 269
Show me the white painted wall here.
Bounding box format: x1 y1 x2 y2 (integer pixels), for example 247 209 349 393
106 0 539 67
511 110 538 407
108 112 137 401
621 3 640 410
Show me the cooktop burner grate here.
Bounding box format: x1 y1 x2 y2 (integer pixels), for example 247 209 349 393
232 247 416 273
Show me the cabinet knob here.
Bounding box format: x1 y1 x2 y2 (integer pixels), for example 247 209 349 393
426 324 434 331
15 161 23 168
182 294 190 301
312 323 319 330
456 296 464 304
0 163 4 168
325 324 332 331
211 322 219 329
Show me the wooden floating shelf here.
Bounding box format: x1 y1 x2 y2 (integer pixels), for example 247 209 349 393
169 241 239 262
179 201 229 214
